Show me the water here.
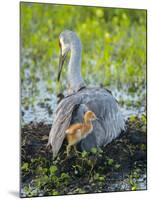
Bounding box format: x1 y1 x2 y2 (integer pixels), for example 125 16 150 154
21 75 146 125
21 69 58 125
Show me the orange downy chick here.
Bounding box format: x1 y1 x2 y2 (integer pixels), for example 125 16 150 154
65 111 97 156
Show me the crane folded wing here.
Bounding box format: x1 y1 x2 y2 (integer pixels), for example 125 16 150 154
47 94 82 158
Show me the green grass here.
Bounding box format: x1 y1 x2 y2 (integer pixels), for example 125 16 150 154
21 3 146 95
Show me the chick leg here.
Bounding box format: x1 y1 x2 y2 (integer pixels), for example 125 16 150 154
73 145 79 155
74 145 82 156
73 145 77 155
66 144 72 157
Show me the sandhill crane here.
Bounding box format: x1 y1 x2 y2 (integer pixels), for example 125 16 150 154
47 30 125 159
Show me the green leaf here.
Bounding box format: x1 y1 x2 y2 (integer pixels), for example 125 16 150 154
91 147 97 154
21 163 29 171
141 114 147 125
81 150 88 157
114 164 121 169
49 165 58 175
52 190 59 195
61 172 69 180
132 186 137 191
129 115 136 122
99 176 105 181
107 158 114 165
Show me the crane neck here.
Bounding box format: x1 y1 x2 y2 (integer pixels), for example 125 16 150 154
67 40 85 94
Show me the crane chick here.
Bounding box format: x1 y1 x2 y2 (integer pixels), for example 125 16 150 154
65 111 97 156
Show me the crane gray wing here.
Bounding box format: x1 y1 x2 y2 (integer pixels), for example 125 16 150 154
80 90 125 149
71 87 125 151
47 94 82 158
47 87 125 158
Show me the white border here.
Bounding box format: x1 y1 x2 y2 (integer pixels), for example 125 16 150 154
0 0 150 199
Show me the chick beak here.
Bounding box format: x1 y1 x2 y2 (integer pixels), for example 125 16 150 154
57 50 68 82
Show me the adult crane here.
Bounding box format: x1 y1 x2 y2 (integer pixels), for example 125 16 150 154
47 30 125 158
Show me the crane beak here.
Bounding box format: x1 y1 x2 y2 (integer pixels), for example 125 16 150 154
57 51 68 82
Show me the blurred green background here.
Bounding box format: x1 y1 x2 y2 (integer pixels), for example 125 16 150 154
20 2 146 124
